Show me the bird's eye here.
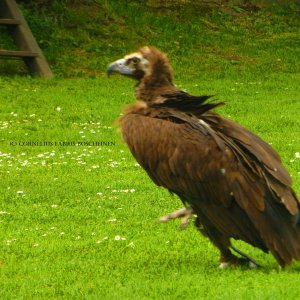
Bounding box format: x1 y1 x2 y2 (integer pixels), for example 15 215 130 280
131 57 140 65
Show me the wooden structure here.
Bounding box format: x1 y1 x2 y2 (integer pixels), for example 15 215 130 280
0 0 53 77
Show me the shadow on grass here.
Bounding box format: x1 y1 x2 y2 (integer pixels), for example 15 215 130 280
0 61 28 77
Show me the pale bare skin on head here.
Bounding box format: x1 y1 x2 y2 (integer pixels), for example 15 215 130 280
107 46 174 102
123 51 152 77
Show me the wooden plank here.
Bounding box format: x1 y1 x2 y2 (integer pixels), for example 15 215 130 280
0 18 21 25
0 0 53 78
0 50 38 57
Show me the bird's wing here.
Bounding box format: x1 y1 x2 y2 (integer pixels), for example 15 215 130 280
120 109 300 265
152 90 297 216
120 107 298 214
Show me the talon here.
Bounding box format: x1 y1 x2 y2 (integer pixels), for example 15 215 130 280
159 207 194 229
180 213 192 229
219 262 230 269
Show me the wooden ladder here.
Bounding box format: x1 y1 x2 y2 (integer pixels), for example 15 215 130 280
0 0 53 77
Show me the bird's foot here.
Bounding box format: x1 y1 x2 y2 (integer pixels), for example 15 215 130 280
219 251 260 269
159 207 194 229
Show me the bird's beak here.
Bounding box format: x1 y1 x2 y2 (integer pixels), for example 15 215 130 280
107 59 134 77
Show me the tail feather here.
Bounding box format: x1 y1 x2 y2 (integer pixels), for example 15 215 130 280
259 193 300 267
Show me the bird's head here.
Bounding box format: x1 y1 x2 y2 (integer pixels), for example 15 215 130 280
107 46 173 84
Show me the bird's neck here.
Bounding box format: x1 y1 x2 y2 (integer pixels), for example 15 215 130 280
135 75 174 103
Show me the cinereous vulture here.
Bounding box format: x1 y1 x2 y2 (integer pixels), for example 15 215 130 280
107 46 300 268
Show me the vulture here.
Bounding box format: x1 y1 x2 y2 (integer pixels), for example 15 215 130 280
107 46 300 268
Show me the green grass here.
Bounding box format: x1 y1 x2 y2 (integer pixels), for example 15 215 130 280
1 1 300 299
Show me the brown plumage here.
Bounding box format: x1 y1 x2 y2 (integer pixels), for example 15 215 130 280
107 46 300 268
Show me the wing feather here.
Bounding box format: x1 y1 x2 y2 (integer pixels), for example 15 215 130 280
202 112 296 213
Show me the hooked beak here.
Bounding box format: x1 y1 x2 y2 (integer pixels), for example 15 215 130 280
107 59 134 77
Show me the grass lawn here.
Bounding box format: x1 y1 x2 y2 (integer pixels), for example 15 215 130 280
1 1 300 299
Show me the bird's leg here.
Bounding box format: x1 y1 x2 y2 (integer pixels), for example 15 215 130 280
159 206 194 229
195 216 238 267
195 216 259 268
